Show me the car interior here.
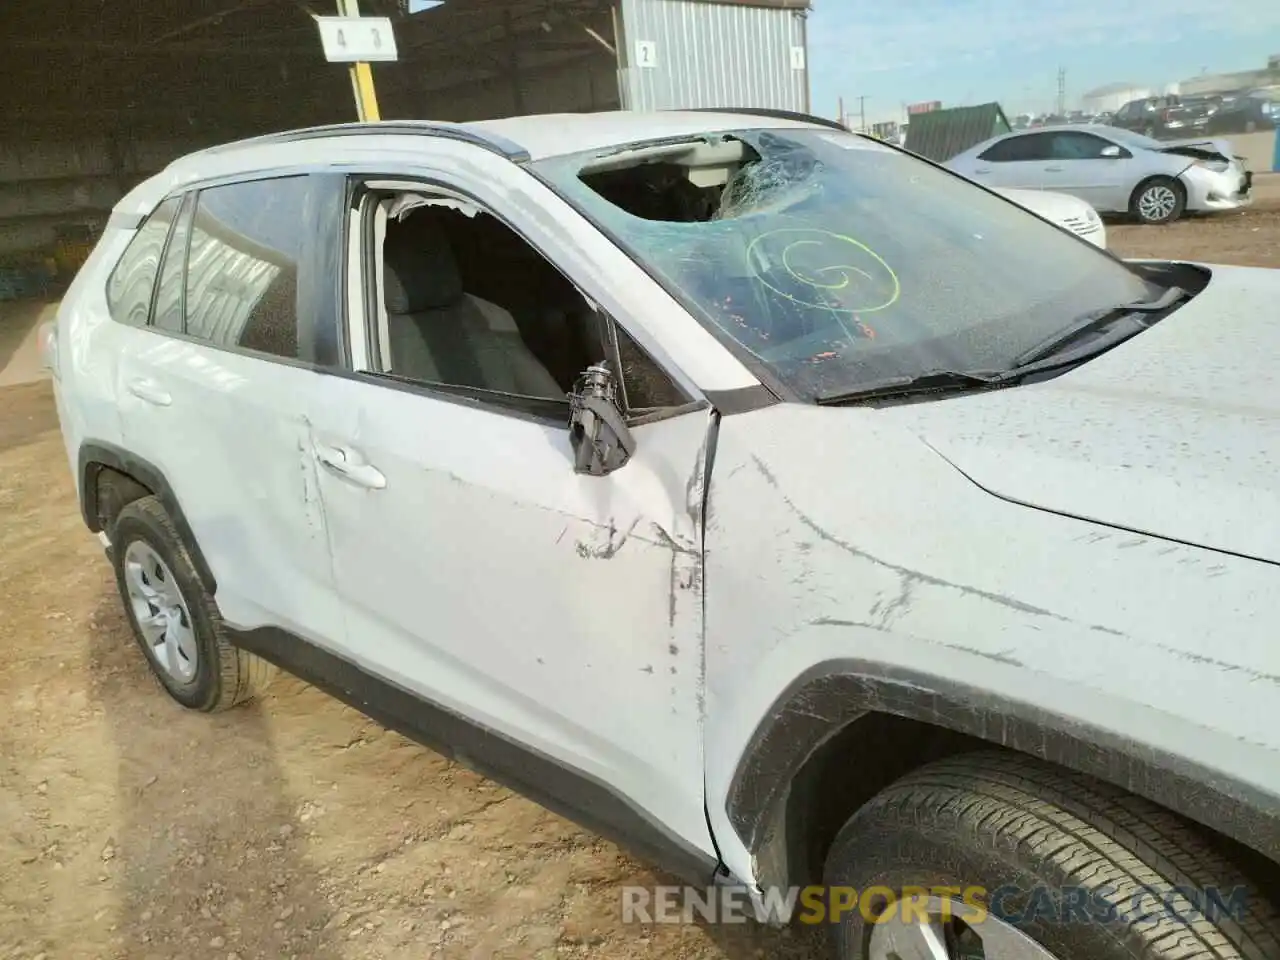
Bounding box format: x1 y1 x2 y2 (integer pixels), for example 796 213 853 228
367 190 686 413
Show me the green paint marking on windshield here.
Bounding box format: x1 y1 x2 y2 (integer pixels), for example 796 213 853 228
746 228 902 314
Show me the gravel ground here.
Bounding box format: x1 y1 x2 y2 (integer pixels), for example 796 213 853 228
2 191 1278 960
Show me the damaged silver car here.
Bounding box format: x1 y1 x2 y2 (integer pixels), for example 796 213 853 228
945 123 1253 223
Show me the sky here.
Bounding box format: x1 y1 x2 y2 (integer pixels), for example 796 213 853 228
805 0 1280 125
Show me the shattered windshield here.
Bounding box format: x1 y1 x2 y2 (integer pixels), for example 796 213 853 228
532 127 1157 401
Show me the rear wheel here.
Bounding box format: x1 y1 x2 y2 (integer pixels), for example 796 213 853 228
110 496 274 712
823 751 1280 960
1131 176 1185 224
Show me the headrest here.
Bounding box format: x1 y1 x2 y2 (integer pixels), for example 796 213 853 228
383 213 464 314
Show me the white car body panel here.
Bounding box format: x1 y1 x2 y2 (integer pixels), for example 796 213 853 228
701 402 1280 885
47 231 136 496
114 331 345 643
994 187 1107 247
308 375 716 857
876 263 1280 564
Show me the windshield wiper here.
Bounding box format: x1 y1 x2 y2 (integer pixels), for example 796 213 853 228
1010 285 1188 368
816 286 1191 407
816 369 1009 405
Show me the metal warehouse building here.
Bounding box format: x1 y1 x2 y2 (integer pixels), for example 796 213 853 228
0 0 811 279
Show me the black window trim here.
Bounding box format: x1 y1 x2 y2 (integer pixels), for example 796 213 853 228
104 194 184 328
150 192 196 332
343 172 707 428
980 131 1052 163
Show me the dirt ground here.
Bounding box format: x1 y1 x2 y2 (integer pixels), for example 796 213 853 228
2 189 1279 960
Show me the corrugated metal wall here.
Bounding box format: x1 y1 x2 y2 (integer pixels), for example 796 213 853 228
415 53 622 122
618 0 808 113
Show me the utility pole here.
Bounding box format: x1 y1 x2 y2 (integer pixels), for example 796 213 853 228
838 96 845 128
1056 65 1067 117
856 95 867 133
337 0 381 121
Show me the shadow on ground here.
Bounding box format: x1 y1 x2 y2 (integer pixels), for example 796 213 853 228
87 588 342 959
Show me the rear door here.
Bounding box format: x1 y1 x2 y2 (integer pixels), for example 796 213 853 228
113 173 346 645
965 133 1054 188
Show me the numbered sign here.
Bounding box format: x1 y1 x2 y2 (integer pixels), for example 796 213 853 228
316 16 399 63
790 46 806 71
635 40 658 68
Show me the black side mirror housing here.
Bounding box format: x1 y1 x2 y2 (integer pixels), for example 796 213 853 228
568 363 635 476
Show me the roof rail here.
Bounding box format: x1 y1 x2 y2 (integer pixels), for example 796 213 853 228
684 107 850 131
196 121 530 162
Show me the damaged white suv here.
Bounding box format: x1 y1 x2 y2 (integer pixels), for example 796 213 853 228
46 109 1280 960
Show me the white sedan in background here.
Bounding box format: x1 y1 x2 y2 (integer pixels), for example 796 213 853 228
947 124 1251 224
996 187 1107 247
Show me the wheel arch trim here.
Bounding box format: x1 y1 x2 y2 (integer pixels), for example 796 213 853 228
78 441 218 594
726 659 1280 888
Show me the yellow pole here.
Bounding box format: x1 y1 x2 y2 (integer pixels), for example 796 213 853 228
337 0 381 122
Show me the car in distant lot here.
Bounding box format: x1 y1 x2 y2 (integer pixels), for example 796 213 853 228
994 186 1107 247
1203 91 1278 135
41 109 1280 960
1110 94 1219 139
946 124 1252 223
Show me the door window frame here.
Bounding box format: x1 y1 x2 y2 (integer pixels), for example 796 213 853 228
340 173 708 427
979 132 1051 163
105 169 347 373
151 192 196 333
104 195 184 328
1046 131 1115 161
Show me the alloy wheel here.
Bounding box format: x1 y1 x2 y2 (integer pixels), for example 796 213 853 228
123 540 199 684
866 896 1060 960
1138 185 1178 222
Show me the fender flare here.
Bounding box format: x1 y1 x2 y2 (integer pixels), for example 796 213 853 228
78 441 218 594
726 659 1280 888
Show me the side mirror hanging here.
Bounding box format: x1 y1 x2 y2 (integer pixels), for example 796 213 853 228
568 363 635 476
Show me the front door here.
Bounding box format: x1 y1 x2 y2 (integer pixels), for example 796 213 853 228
307 152 722 865
1041 131 1133 211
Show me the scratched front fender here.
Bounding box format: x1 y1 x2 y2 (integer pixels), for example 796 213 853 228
701 401 1280 887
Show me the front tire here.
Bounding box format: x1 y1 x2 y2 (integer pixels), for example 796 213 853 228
1131 176 1186 224
823 751 1280 960
110 495 275 712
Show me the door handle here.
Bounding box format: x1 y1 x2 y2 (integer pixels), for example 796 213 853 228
127 378 172 406
972 168 990 175
315 444 386 490
1044 165 1064 172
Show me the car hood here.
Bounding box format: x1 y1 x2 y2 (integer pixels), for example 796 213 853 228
875 264 1280 565
1154 136 1239 165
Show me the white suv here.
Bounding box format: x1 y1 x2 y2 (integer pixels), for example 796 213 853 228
46 109 1280 960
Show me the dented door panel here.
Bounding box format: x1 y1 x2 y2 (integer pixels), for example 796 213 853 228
308 378 718 857
116 332 344 643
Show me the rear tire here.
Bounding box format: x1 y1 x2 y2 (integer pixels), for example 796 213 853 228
823 751 1280 960
1131 176 1185 224
110 495 274 712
